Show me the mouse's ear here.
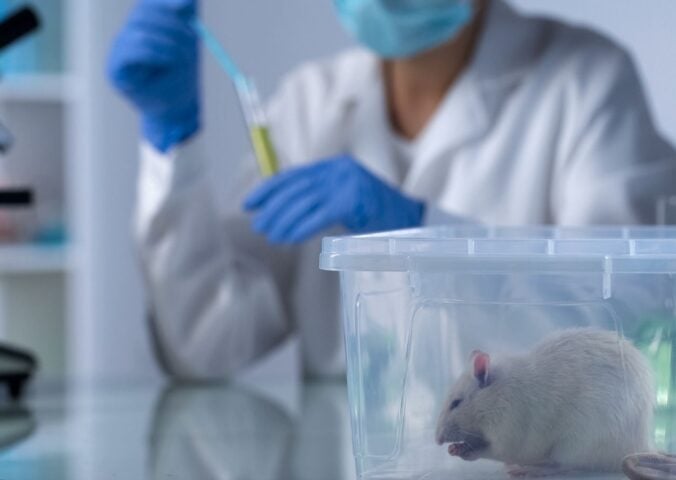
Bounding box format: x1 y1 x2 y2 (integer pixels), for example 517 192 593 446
472 350 490 388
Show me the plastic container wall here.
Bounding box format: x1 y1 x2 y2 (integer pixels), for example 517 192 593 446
321 227 676 480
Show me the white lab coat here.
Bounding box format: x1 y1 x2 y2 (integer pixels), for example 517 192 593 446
136 0 676 379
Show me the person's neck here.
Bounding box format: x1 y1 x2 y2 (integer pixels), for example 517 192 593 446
385 6 485 140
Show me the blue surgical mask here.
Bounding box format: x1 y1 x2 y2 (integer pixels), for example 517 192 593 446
334 0 474 59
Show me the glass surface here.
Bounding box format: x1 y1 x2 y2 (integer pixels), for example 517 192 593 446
0 379 663 480
0 380 357 480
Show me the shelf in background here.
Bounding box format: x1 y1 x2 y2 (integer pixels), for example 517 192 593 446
0 244 70 274
0 74 77 103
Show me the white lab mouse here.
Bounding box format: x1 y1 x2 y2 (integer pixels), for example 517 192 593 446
435 328 655 476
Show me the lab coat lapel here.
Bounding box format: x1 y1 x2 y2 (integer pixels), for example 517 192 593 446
346 60 402 185
404 0 544 193
343 55 490 188
403 72 489 192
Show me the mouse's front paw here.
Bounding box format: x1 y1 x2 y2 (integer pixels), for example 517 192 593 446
447 442 468 457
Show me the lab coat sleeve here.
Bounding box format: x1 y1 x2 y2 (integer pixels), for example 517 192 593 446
135 137 297 380
553 47 676 225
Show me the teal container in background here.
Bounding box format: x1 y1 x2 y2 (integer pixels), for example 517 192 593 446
0 0 63 75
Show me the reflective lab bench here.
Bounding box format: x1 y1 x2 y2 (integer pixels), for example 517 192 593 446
0 380 357 480
0 380 663 480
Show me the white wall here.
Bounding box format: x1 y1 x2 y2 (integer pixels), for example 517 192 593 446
71 0 151 382
86 0 676 382
508 0 676 144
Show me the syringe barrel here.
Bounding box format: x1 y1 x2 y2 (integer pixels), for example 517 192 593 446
236 79 267 128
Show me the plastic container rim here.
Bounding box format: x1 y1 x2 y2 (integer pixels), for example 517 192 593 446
319 226 676 273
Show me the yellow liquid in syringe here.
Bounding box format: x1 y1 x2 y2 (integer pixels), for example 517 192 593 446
250 125 279 177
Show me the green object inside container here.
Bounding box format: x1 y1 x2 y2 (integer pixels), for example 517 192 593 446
633 316 676 452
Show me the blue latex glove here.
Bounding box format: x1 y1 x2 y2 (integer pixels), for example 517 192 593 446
243 156 425 244
107 0 200 152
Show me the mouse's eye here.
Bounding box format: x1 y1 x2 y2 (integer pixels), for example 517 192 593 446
450 398 463 411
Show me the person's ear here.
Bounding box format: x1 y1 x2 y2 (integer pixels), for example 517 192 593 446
471 350 490 388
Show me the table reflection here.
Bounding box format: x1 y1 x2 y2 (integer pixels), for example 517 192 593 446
0 404 35 450
149 381 356 480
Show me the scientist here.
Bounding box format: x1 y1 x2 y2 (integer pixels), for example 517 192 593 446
108 0 676 379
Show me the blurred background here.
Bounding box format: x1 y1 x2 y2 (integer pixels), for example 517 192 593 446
0 0 675 387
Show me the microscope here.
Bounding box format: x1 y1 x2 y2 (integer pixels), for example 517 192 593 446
0 5 42 401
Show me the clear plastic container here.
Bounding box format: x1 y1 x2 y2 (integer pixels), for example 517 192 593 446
320 226 676 480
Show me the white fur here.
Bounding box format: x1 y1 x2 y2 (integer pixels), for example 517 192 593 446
436 328 655 472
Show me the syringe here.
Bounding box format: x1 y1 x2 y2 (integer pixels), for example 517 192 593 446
192 19 279 177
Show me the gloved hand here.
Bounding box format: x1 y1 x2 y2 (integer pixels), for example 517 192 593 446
107 0 200 153
243 155 425 244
